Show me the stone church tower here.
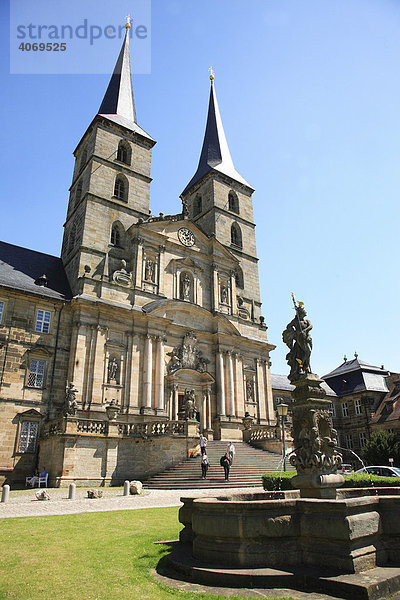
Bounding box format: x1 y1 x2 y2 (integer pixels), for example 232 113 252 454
58 24 276 444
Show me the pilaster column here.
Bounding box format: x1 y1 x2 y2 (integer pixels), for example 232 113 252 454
212 264 219 312
172 384 179 420
216 351 226 416
201 390 207 431
92 325 108 405
206 388 212 429
155 336 165 411
158 245 165 296
68 321 86 406
263 358 275 424
234 353 245 417
123 332 133 412
256 358 267 421
226 351 235 416
84 325 97 407
135 237 144 288
230 270 237 316
142 334 153 409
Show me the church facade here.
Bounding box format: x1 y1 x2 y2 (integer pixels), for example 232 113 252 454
0 28 277 486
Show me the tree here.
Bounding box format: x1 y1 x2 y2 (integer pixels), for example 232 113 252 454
362 431 400 466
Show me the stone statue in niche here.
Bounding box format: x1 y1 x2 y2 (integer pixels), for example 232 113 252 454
183 389 196 420
108 357 119 384
181 273 192 300
64 382 78 416
246 378 254 401
220 285 228 304
167 332 209 374
145 258 155 282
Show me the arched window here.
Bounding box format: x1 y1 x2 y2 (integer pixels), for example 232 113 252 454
235 267 244 289
75 181 83 204
110 223 121 246
231 223 242 248
228 191 239 214
68 223 77 254
79 148 87 171
193 195 202 216
114 175 128 202
117 140 131 165
180 271 193 302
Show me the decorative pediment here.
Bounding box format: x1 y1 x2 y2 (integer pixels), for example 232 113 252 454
18 409 44 418
169 257 203 272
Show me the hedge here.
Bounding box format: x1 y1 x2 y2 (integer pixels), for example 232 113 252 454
262 472 400 491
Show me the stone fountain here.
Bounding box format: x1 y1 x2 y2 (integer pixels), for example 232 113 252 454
165 298 400 599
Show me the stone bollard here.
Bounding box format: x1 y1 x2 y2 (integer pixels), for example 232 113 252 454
123 480 130 496
68 483 76 500
1 485 10 503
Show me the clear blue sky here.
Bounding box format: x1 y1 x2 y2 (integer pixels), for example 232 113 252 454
1 0 400 377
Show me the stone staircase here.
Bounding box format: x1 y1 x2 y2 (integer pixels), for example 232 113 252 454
144 440 292 489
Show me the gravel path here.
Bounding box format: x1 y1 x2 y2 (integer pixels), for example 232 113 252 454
0 486 264 519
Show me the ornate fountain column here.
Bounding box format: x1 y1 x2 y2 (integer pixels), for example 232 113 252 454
283 295 343 499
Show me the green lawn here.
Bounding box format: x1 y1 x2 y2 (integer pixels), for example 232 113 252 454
0 507 293 600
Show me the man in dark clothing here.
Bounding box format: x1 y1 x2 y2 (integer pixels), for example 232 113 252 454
220 453 231 481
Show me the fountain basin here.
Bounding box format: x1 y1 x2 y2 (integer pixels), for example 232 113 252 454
179 489 400 574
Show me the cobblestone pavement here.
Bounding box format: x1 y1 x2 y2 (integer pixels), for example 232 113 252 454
0 486 264 519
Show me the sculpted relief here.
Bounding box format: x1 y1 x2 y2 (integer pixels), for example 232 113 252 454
167 332 209 374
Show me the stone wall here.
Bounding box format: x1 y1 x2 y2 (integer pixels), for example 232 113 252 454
39 432 196 487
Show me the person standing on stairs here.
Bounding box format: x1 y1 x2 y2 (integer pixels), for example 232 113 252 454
220 453 231 481
201 453 210 479
200 434 207 456
227 441 235 464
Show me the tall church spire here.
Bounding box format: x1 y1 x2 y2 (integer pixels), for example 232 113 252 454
97 18 153 141
182 70 252 195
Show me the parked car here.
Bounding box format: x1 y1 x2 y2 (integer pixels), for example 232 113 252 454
341 464 353 474
356 466 400 478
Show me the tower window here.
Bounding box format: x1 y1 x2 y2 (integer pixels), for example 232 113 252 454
110 223 121 246
68 223 77 254
75 181 83 205
228 191 239 214
193 195 202 216
231 223 242 249
79 148 87 171
235 267 244 289
117 140 131 165
114 175 128 202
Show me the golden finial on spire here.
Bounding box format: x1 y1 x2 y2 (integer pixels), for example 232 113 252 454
209 66 215 82
125 14 132 30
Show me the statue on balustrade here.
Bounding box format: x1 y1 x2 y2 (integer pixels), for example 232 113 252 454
183 389 196 420
64 382 78 416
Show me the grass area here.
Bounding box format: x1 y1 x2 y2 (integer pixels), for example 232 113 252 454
0 507 293 600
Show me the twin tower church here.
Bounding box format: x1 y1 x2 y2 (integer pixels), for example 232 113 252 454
0 27 278 486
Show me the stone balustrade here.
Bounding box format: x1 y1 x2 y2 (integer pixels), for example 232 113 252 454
77 419 108 435
43 417 189 439
249 425 280 442
118 420 186 437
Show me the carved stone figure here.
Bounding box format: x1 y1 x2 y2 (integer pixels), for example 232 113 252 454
183 389 196 420
167 332 209 374
282 295 313 383
112 259 132 287
290 406 342 475
220 285 228 304
246 378 254 401
64 382 78 416
145 258 155 282
181 273 191 300
108 357 119 383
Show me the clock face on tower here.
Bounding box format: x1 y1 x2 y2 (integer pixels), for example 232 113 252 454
178 227 195 247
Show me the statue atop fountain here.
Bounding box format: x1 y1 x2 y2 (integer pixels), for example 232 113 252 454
282 294 343 498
